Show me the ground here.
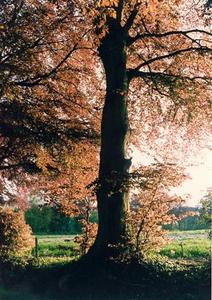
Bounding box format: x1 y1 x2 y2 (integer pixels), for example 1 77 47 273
0 230 210 300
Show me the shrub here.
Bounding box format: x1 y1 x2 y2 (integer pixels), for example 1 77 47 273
121 164 198 262
0 207 34 258
73 198 97 255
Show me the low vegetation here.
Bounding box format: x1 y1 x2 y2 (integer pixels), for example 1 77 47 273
0 203 210 300
0 230 210 300
0 207 34 258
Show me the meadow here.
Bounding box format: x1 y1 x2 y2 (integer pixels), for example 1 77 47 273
33 235 77 258
160 230 210 259
33 230 210 261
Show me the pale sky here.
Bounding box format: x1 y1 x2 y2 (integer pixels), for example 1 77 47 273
132 146 212 207
173 147 212 206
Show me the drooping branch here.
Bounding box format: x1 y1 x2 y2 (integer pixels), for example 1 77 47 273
128 69 211 83
1 37 43 65
127 29 212 46
130 46 212 76
0 119 99 143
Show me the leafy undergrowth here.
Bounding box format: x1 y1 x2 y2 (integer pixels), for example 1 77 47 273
0 254 210 300
0 232 210 300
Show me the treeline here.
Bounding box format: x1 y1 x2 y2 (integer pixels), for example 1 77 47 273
25 205 208 235
25 205 81 235
25 205 98 235
165 206 209 231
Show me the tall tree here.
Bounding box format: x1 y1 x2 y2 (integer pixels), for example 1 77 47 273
87 0 211 257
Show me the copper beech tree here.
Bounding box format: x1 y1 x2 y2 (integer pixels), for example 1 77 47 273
0 0 99 208
79 0 211 258
0 0 211 259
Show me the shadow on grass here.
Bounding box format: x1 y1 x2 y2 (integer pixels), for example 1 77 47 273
0 256 210 300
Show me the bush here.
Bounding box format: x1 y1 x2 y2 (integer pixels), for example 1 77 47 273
0 207 34 258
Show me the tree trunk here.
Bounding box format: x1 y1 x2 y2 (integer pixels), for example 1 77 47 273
90 22 131 258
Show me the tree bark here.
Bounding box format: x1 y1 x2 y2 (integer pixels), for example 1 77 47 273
90 21 131 258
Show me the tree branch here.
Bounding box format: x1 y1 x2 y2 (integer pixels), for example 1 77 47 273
128 70 211 83
127 29 212 46
14 30 91 87
124 2 141 32
132 46 211 74
15 47 78 87
117 0 124 23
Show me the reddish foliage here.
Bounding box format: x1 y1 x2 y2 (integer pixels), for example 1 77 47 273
0 207 34 258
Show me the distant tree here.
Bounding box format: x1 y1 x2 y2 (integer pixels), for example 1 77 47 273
25 205 54 234
164 206 202 231
200 191 212 231
25 204 82 234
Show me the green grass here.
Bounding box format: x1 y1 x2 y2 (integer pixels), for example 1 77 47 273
35 234 76 242
0 257 210 300
160 236 211 259
34 241 78 257
170 229 208 235
33 235 79 258
34 231 211 260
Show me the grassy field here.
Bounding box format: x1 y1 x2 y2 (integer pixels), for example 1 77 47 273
33 230 210 260
160 230 211 259
168 229 208 240
35 235 76 241
33 235 78 258
160 238 210 259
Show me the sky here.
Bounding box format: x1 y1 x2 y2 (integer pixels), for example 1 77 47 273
132 146 212 207
173 147 212 206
